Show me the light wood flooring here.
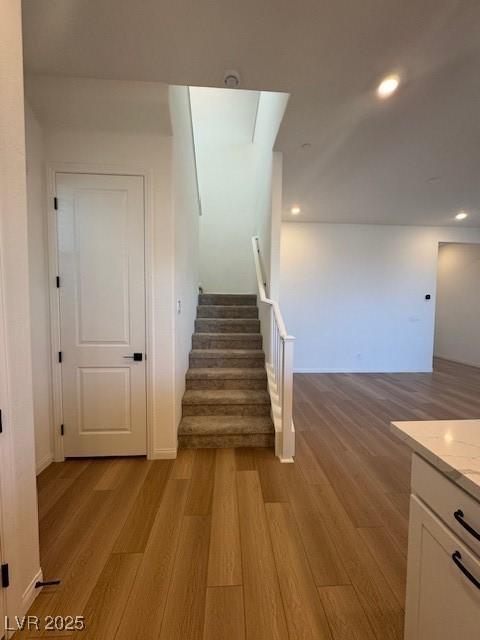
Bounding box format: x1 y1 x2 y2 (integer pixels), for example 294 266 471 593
19 358 480 639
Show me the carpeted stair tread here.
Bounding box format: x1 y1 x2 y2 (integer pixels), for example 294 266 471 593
183 389 270 405
186 368 267 380
196 305 258 318
195 318 260 333
199 293 256 306
190 349 264 357
179 415 274 436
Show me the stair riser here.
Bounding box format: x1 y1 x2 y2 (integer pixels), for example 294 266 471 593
186 378 267 391
199 294 256 306
195 319 260 333
179 433 274 449
183 404 271 417
189 356 264 368
192 335 262 350
197 306 258 319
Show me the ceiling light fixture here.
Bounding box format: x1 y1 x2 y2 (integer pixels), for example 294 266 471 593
377 74 400 99
455 211 468 220
224 70 241 89
291 206 301 215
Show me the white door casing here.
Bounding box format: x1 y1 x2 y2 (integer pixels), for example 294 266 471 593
56 173 147 456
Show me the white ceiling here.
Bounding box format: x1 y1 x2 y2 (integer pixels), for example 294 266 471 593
22 0 480 227
25 76 171 135
189 87 259 148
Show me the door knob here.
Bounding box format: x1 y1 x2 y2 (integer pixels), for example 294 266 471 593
123 353 143 361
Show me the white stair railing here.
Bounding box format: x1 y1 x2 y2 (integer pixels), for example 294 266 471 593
252 236 295 462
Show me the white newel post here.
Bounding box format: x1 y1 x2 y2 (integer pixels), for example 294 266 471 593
281 335 295 461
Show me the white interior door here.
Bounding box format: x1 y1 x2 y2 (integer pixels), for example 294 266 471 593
57 173 147 457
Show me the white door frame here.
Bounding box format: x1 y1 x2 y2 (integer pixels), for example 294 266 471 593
46 163 155 461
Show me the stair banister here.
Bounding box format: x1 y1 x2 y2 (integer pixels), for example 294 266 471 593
252 236 295 462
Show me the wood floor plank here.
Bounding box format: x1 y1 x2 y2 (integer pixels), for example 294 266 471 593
207 449 242 587
266 502 333 640
303 431 383 528
79 553 142 639
41 490 109 581
294 432 331 485
37 478 75 522
93 459 128 491
234 447 257 471
358 527 406 608
159 515 211 640
281 464 349 587
236 470 288 640
203 586 245 640
171 448 195 479
318 585 376 640
114 479 190 640
185 449 216 516
309 482 404 640
39 460 111 551
255 455 289 503
40 459 150 634
113 460 172 553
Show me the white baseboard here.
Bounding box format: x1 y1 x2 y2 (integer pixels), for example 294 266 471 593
22 568 43 611
36 453 54 476
149 447 177 460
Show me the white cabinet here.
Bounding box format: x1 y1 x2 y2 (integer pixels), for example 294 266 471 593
405 458 480 640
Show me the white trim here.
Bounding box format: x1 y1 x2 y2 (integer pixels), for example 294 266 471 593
35 454 53 476
46 162 156 460
149 447 178 460
22 568 43 611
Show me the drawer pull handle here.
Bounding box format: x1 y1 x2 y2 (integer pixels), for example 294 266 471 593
452 551 480 590
454 509 480 542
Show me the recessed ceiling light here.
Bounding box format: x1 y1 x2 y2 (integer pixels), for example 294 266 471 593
291 206 301 215
377 74 400 99
455 211 468 220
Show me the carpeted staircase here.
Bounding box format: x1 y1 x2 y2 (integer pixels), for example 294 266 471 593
178 293 275 449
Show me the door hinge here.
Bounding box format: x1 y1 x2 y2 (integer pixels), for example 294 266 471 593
0 409 3 434
56 276 60 288
60 424 64 436
54 196 58 210
1 563 9 588
58 351 63 363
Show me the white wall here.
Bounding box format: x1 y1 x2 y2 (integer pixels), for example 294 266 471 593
252 92 289 291
198 145 257 292
191 87 288 294
23 121 176 460
280 223 480 372
434 243 480 367
25 103 54 474
0 0 41 624
169 86 200 429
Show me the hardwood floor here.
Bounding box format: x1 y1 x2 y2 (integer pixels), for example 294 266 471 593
20 358 480 639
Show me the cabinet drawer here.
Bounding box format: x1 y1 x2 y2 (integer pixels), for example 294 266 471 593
412 453 480 556
405 495 480 640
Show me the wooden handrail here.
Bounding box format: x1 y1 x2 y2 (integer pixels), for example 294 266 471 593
251 236 294 342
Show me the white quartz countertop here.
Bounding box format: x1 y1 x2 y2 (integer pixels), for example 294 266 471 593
390 419 480 502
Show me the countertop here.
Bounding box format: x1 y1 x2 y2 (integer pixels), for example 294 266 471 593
390 419 480 502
